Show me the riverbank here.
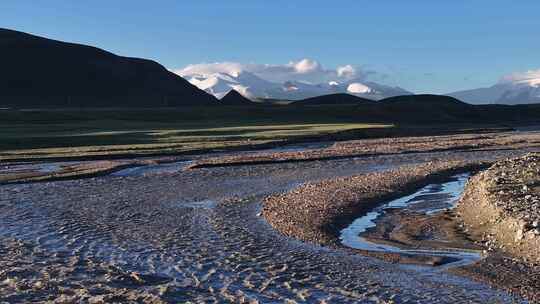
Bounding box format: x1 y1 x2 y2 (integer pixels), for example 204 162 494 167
458 153 540 262
456 153 540 301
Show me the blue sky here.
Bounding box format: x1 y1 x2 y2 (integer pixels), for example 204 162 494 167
1 1 539 93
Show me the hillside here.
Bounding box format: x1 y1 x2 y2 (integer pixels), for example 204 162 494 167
291 93 376 105
219 90 256 106
378 94 540 123
378 94 474 122
0 28 217 108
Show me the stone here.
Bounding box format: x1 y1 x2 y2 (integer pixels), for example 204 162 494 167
516 229 524 242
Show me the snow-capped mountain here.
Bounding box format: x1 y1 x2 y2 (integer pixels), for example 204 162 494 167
185 71 279 99
327 78 413 101
180 71 412 101
448 76 540 105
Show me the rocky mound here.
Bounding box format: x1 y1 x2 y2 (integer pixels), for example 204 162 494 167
458 153 540 263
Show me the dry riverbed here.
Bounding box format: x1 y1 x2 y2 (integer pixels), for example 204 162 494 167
189 131 540 169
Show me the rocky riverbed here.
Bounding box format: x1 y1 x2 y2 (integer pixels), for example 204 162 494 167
1 132 540 303
189 131 540 169
262 160 485 246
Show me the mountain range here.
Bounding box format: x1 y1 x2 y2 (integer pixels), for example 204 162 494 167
182 68 540 105
179 70 412 101
0 28 217 108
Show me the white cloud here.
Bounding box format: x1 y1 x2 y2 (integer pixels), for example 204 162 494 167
290 58 321 74
176 62 245 78
500 68 540 86
337 65 356 78
174 58 367 84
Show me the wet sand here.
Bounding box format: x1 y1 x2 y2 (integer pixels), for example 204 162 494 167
1 132 540 302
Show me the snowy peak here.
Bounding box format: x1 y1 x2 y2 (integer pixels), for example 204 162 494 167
511 78 540 87
184 71 278 100
448 78 540 105
448 69 540 105
500 70 540 88
347 83 372 94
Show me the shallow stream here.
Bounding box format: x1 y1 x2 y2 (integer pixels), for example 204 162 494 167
340 173 483 268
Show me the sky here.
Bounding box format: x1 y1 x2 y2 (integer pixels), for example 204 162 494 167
1 1 539 93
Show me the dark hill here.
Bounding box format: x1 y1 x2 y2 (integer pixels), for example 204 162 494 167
0 28 217 108
219 90 255 106
378 94 479 123
292 93 376 105
380 94 470 107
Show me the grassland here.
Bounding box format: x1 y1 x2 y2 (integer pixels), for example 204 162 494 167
1 103 520 162
0 106 394 161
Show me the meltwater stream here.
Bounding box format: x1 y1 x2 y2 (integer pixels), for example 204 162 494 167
111 161 193 177
340 173 483 269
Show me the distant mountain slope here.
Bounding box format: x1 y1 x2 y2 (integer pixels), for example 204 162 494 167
447 79 540 105
219 90 256 105
291 93 376 105
378 94 479 123
179 70 413 101
0 28 217 108
380 94 470 107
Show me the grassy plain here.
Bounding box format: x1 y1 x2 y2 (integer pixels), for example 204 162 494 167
0 106 392 161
